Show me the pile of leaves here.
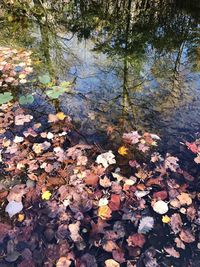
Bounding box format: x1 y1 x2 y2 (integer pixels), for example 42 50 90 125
0 46 33 87
0 101 200 267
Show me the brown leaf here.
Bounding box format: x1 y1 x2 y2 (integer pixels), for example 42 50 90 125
84 172 99 186
177 193 192 206
103 240 119 252
179 229 195 243
127 233 146 248
56 257 71 267
153 190 168 200
109 194 121 211
164 247 180 258
170 213 183 234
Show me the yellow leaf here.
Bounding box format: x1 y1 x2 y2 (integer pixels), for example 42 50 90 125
18 213 25 222
118 146 128 156
162 215 171 224
98 205 112 220
56 112 66 120
42 190 52 201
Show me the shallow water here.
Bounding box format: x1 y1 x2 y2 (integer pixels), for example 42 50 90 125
0 0 200 152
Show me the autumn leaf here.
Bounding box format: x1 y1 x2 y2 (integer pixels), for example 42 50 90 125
179 229 195 243
127 233 146 248
105 259 120 267
109 194 121 211
177 193 192 206
98 205 112 220
118 146 128 156
162 215 171 224
42 191 52 201
152 200 169 214
164 247 180 258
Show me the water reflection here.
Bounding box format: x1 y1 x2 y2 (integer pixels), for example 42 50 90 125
0 0 200 151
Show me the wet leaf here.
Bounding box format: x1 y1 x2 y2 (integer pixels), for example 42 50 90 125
127 233 146 248
96 151 116 168
179 229 195 243
0 92 13 105
152 200 169 214
118 146 128 156
138 216 154 234
98 205 112 220
162 215 171 223
170 213 183 234
38 73 51 84
19 94 34 105
5 201 23 217
105 259 120 267
42 191 52 201
164 247 180 258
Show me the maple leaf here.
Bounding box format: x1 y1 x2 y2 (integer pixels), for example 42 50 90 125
164 155 179 172
42 191 52 201
123 131 141 144
15 114 33 125
96 151 116 168
118 146 128 156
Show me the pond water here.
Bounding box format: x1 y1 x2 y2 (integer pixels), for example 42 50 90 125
0 0 200 153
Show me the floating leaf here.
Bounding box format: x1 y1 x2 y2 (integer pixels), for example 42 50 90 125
0 92 13 105
38 73 51 84
19 94 34 105
46 82 71 99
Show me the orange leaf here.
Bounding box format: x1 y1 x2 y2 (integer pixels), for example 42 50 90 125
109 194 121 211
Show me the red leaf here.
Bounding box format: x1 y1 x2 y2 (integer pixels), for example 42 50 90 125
186 141 198 154
109 194 121 211
153 190 168 200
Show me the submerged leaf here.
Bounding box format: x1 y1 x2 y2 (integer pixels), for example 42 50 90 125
5 201 23 217
138 216 154 234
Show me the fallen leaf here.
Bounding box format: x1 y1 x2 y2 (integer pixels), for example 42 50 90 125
56 257 71 267
162 215 171 224
105 259 120 267
177 193 192 206
164 247 180 258
138 216 154 234
96 151 116 168
152 200 169 214
98 205 112 220
118 146 128 156
179 229 195 243
127 233 146 248
170 213 183 234
109 194 121 211
42 191 52 201
5 200 23 217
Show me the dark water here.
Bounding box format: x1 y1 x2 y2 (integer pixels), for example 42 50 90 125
0 0 200 152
